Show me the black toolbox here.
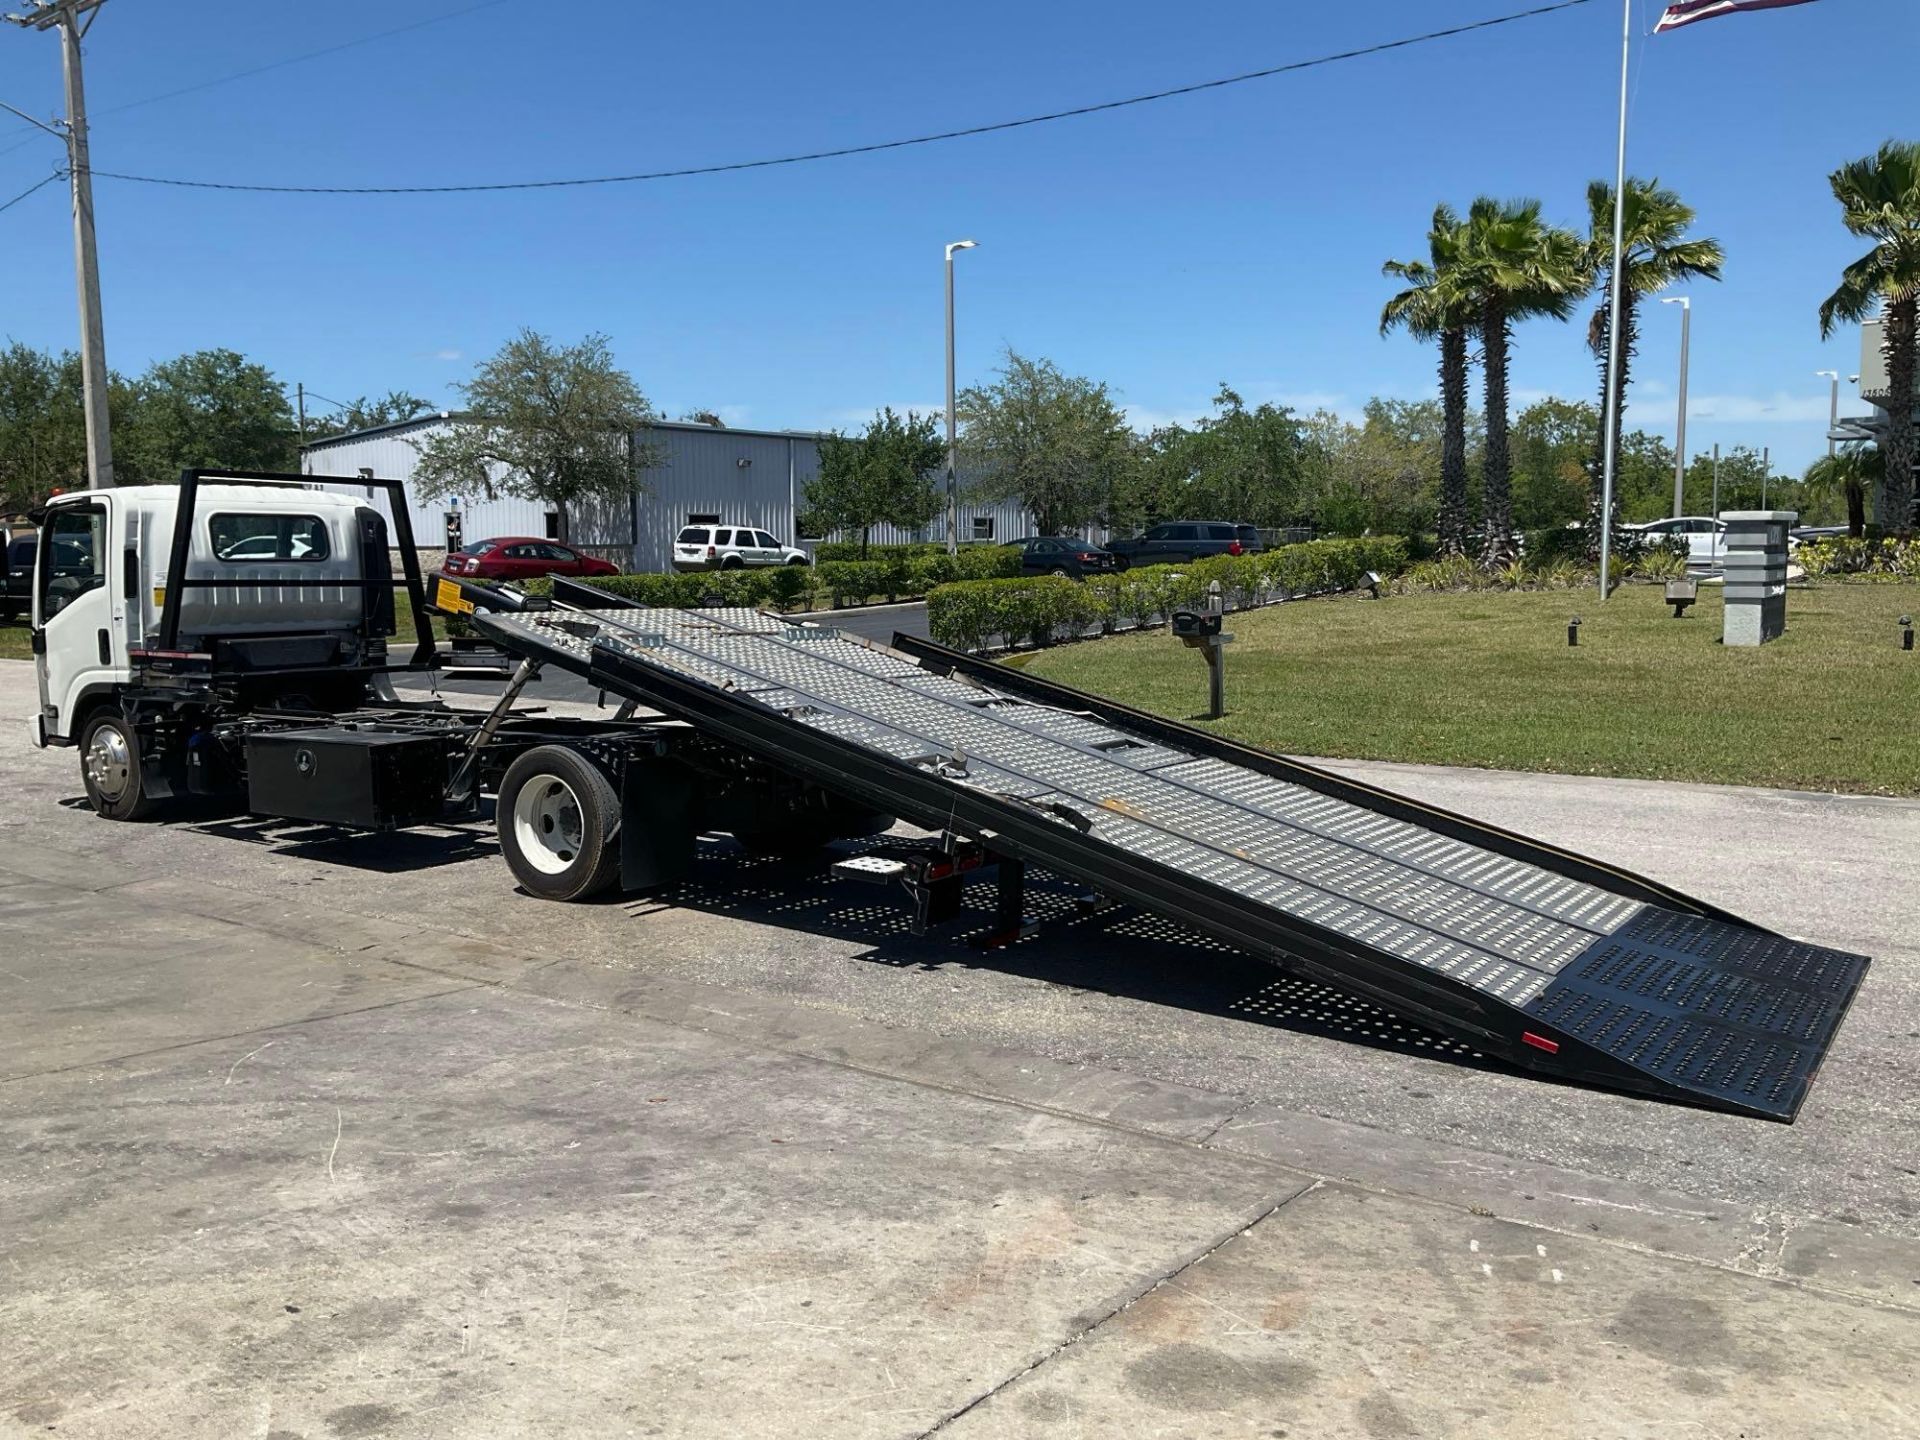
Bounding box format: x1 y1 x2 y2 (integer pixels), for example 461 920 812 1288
246 728 452 830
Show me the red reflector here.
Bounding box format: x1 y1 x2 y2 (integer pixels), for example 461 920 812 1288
1521 1031 1560 1054
1228 540 1243 556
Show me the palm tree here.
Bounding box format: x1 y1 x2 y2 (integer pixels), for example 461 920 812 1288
1819 140 1920 534
1802 446 1881 537
1381 205 1476 554
1458 197 1586 562
1584 179 1723 544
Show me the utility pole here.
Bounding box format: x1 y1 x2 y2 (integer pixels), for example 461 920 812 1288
1711 442 1720 519
6 0 113 488
1761 445 1770 509
297 382 307 447
1661 296 1690 518
943 239 977 556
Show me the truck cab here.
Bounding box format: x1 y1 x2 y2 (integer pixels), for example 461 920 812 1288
29 473 432 817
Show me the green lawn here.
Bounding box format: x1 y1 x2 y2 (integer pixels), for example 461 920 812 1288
1018 582 1920 796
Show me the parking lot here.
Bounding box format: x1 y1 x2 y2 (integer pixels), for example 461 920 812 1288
4 657 1918 1437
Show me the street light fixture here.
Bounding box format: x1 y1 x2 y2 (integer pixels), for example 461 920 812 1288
1815 369 1840 457
944 239 978 557
1660 296 1690 518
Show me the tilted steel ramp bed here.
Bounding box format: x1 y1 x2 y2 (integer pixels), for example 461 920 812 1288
476 599 1868 1122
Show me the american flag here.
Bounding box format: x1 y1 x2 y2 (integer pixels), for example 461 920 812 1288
1654 0 1820 33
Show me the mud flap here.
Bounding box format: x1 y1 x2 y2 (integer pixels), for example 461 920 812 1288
620 758 695 893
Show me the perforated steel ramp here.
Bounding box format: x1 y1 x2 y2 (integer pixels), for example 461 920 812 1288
477 601 1868 1121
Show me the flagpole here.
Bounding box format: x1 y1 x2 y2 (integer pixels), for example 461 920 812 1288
1597 0 1631 599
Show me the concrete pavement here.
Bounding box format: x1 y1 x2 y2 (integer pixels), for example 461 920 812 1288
3 658 1917 1437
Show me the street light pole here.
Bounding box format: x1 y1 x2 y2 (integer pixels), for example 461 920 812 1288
943 239 977 557
1596 0 1632 598
5 0 113 489
1815 369 1839 458
1661 296 1690 517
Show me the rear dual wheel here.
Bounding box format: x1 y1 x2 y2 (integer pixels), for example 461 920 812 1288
497 745 622 901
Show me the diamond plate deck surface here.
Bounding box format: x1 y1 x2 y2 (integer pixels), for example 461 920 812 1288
483 604 1869 1117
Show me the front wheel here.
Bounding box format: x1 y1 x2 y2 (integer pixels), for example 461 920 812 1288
497 745 622 901
80 709 158 821
787 556 810 566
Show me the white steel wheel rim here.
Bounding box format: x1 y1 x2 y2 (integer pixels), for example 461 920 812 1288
87 725 132 801
513 775 586 876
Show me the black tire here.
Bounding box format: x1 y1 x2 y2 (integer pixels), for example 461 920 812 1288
497 745 622 901
79 709 157 822
1050 566 1070 579
720 556 745 570
787 555 810 566
1112 556 1130 572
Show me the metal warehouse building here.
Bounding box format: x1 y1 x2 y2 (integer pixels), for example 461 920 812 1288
299 416 1034 572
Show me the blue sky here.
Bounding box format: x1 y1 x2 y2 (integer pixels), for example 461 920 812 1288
0 0 1910 471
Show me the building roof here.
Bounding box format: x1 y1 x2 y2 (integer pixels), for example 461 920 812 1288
299 412 834 453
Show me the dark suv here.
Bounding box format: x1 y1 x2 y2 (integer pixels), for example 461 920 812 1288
1105 521 1262 569
3 529 36 622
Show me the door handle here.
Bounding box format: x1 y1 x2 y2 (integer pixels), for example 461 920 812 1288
98 628 111 664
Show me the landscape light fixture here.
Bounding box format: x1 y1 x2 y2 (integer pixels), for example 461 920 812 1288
1902 616 1914 653
1362 570 1383 599
1567 616 1582 647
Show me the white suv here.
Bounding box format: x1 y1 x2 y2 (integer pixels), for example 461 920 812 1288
671 524 811 572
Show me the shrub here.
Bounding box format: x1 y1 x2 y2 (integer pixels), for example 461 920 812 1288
926 576 1086 650
1522 526 1588 566
815 559 890 607
762 564 813 612
1794 536 1920 579
1630 548 1687 581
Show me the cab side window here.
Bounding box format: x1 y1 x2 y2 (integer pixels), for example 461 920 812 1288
40 506 105 619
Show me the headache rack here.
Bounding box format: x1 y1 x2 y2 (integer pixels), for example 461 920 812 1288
472 584 1868 1122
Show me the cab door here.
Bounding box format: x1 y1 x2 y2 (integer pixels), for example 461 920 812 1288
32 498 115 743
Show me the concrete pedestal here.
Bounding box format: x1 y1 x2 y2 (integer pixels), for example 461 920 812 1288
1721 510 1795 646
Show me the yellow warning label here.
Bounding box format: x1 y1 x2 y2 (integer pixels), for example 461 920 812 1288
151 586 166 609
435 577 474 615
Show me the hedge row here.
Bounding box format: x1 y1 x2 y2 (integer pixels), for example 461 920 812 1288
813 546 1023 605
809 541 958 564
503 547 1024 614
1795 536 1920 579
516 567 814 610
924 537 1408 651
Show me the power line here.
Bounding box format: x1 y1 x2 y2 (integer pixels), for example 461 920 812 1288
84 0 1594 198
0 166 59 213
0 0 513 144
88 0 515 120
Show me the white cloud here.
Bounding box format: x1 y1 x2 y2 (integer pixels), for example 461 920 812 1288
433 347 463 362
1682 392 1834 424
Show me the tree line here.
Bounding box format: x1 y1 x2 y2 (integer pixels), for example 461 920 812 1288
13 122 1913 547
0 338 441 513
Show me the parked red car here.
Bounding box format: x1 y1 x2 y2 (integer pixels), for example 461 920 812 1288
443 537 620 582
